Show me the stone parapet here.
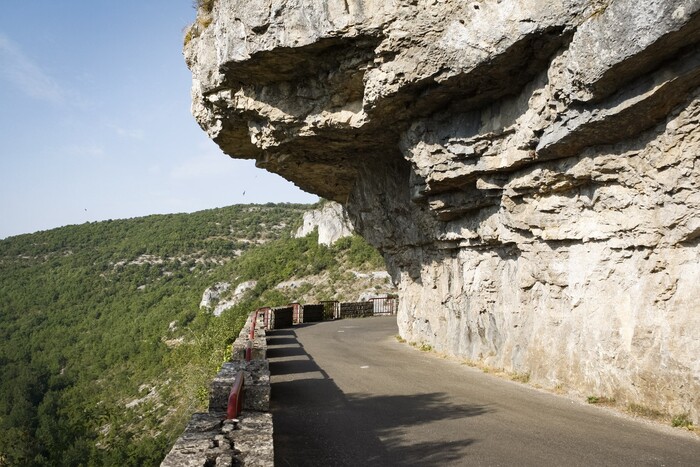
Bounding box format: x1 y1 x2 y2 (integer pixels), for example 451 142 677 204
160 411 273 467
228 411 274 466
231 336 267 361
339 301 374 319
162 310 274 466
209 360 270 413
160 412 236 467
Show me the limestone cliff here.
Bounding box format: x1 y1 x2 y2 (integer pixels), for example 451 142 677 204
294 201 354 245
185 0 700 422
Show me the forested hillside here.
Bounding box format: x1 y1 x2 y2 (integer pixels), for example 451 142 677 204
0 203 388 466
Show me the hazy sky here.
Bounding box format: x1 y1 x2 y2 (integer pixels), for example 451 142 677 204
0 1 317 239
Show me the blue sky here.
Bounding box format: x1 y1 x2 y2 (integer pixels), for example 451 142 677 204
0 1 317 239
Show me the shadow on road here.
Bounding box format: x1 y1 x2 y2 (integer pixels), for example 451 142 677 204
266 347 309 358
267 328 489 466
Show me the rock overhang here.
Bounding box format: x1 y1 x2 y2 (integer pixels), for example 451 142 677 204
185 0 591 202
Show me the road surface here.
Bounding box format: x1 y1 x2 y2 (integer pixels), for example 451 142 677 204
268 316 700 466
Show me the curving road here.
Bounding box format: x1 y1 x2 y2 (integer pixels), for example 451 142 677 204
268 316 700 466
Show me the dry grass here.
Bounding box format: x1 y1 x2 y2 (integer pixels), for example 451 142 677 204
587 395 616 405
184 1 215 46
460 359 529 383
409 342 433 352
627 403 665 420
509 372 531 384
194 0 215 12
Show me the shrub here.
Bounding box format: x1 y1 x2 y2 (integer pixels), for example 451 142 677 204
671 414 693 429
193 0 215 12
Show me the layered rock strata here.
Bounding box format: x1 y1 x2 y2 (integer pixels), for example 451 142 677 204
185 0 700 422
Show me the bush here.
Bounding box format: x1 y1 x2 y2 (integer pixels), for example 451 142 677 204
193 0 215 12
671 414 693 428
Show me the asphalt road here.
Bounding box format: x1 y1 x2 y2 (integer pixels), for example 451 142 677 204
268 316 700 466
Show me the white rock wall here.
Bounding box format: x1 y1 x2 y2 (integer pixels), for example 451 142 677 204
294 202 354 245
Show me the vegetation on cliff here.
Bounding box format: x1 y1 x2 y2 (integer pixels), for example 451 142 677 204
0 203 386 466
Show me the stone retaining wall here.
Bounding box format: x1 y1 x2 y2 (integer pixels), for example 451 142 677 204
339 301 374 318
161 313 273 466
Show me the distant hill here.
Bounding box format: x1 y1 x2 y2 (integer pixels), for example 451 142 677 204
0 203 393 466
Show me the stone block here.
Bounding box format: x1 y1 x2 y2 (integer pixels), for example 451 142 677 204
231 336 267 361
209 360 270 413
229 411 274 467
161 411 273 467
160 412 235 467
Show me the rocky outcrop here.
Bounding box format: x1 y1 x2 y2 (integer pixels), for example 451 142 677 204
200 280 258 316
294 201 354 245
199 282 230 309
185 0 700 422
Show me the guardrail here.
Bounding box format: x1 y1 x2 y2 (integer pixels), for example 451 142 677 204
282 298 399 325
227 371 244 419
370 296 398 315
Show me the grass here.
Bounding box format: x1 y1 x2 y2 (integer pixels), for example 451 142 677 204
583 400 696 432
625 405 697 431
587 395 616 405
394 335 406 343
184 1 215 46
509 372 531 384
627 403 665 420
671 414 693 429
405 341 434 352
194 0 215 12
460 359 529 384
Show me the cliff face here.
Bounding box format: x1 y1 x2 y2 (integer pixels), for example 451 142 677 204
185 0 700 421
294 201 354 245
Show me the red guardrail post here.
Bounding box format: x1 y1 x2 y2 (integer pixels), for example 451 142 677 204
226 371 244 419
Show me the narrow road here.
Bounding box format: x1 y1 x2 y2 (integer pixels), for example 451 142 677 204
268 316 700 466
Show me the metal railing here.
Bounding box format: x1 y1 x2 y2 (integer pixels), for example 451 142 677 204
226 371 244 419
370 296 398 315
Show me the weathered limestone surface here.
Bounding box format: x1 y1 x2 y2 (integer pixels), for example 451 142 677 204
186 0 700 422
294 201 354 245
